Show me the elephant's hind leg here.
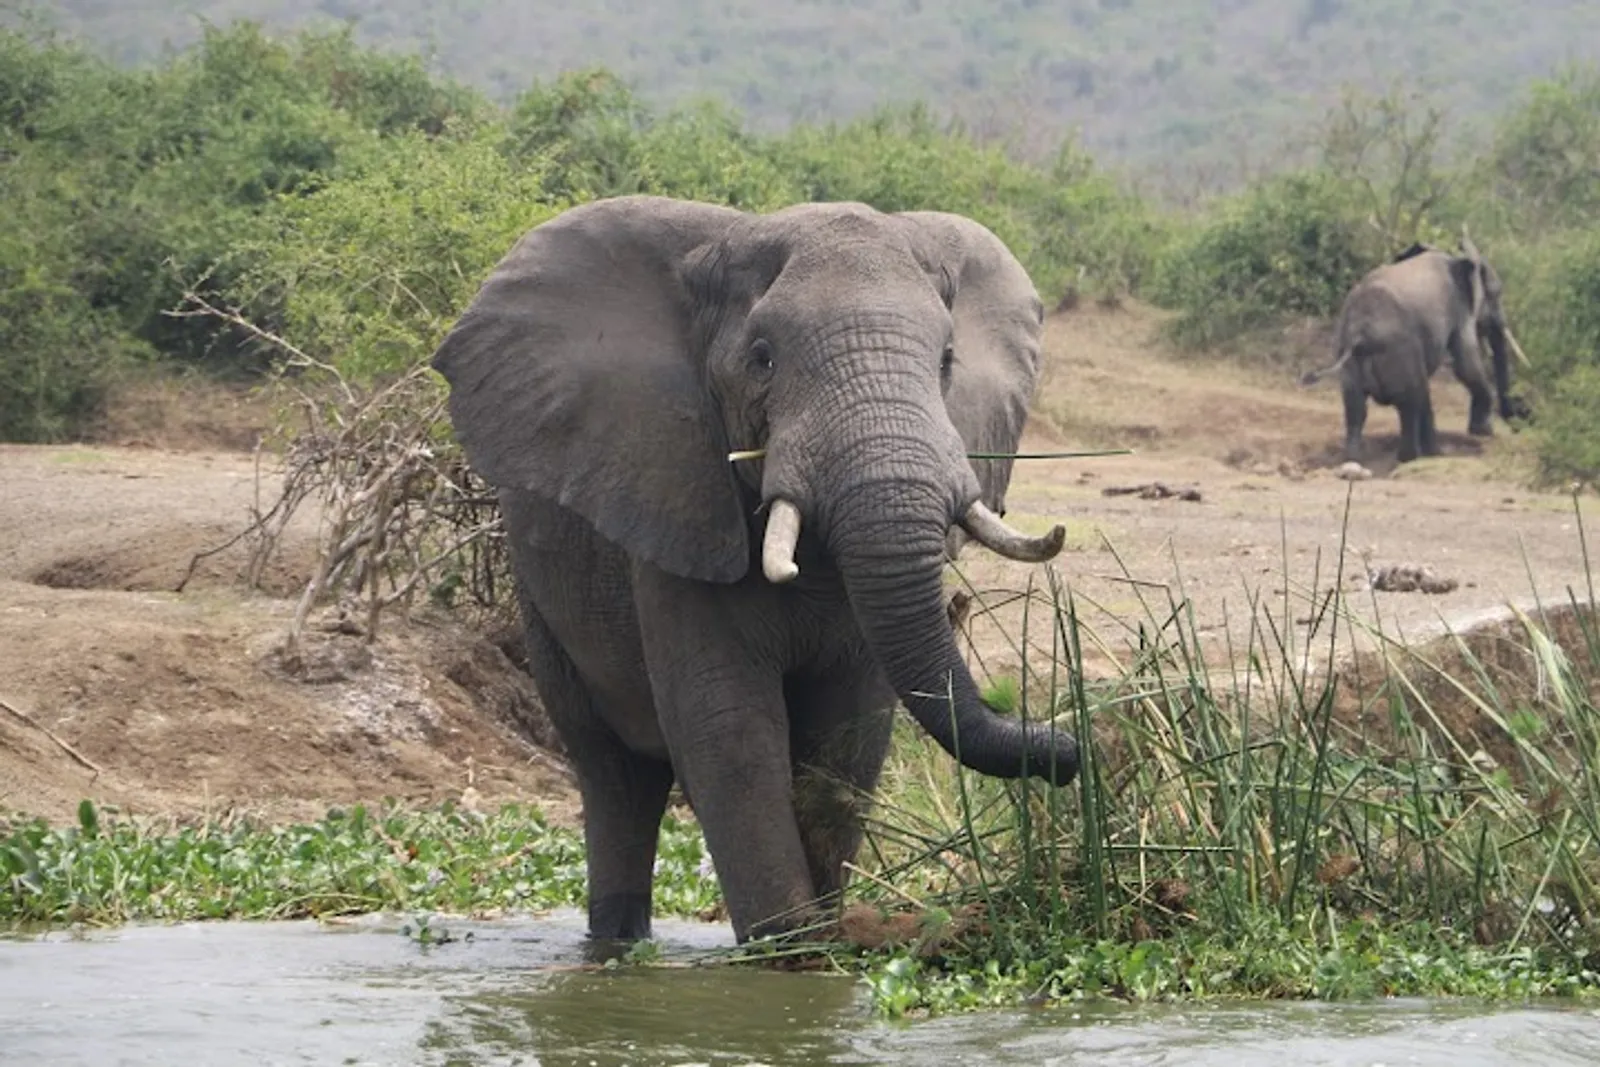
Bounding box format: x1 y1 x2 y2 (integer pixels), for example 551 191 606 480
517 603 673 941
1419 398 1439 456
1396 392 1439 463
1340 380 1369 462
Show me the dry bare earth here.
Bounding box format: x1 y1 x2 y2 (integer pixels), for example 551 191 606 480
0 434 576 825
954 303 1598 690
1 304 1594 823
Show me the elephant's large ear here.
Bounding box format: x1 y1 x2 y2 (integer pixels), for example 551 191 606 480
431 195 751 583
1447 251 1487 320
894 212 1045 513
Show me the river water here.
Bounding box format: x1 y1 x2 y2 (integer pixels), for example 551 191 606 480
2 912 1597 1066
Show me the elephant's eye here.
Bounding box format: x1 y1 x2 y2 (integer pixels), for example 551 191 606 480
940 343 955 384
748 338 774 376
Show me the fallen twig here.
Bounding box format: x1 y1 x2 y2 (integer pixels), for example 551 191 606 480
1101 482 1203 502
0 695 102 777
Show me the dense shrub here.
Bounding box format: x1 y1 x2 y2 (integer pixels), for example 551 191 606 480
1494 227 1600 482
770 107 1165 299
1148 171 1379 347
2 17 1596 478
226 128 564 382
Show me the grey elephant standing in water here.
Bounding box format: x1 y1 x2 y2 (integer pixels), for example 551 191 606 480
1300 232 1531 463
431 196 1078 944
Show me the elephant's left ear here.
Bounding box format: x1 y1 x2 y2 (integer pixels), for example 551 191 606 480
894 212 1045 514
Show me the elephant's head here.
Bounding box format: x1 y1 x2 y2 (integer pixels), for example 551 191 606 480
431 196 1077 784
1454 230 1532 420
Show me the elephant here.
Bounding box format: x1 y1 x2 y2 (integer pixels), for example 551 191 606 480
1300 230 1531 464
430 195 1080 945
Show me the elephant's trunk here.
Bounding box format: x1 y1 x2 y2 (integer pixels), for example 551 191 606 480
1484 320 1514 416
827 486 1079 784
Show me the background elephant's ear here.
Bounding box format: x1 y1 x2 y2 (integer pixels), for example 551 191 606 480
431 195 750 583
1447 253 1486 318
895 211 1045 513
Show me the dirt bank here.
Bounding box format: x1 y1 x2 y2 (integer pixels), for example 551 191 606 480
0 442 575 825
1 303 1592 823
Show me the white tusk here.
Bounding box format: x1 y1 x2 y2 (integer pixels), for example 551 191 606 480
1504 327 1531 367
959 501 1066 563
762 499 802 583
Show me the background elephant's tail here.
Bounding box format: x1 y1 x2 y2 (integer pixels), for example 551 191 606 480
1299 347 1352 388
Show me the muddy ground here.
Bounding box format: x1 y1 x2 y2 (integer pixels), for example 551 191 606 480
1 303 1593 824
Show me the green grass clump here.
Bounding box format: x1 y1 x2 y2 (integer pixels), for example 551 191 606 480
834 497 1600 1015
1 801 719 926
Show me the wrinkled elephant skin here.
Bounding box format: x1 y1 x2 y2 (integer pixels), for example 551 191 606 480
430 196 1080 944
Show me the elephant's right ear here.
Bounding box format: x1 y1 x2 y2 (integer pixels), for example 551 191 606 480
431 196 751 583
892 211 1045 516
1447 253 1485 317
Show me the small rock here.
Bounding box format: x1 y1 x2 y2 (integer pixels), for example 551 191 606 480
1336 461 1373 481
1368 563 1459 595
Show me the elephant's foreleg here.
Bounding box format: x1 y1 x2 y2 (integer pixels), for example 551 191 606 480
634 579 819 942
1450 333 1496 436
1340 380 1368 462
518 603 674 941
785 664 897 902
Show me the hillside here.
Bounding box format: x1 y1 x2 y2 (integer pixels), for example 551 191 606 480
29 0 1600 174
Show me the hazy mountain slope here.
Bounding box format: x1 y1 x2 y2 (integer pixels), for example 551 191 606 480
32 1 1600 168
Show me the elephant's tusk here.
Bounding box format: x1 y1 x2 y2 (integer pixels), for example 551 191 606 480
1504 327 1531 367
762 499 802 583
959 502 1066 563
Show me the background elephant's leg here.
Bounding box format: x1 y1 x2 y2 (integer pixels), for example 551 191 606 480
1449 334 1496 436
1419 397 1439 457
1396 397 1426 463
1340 378 1368 461
785 663 897 902
518 605 673 940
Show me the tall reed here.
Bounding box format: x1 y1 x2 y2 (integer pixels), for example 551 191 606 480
860 492 1600 979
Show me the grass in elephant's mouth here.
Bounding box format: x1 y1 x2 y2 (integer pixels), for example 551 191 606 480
6 495 1600 1017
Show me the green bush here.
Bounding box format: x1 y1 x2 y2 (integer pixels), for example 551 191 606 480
1493 226 1600 483
769 107 1165 300
1480 66 1600 234
1149 171 1378 347
223 128 564 382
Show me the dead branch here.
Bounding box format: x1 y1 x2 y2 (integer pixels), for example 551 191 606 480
174 295 510 671
0 695 102 777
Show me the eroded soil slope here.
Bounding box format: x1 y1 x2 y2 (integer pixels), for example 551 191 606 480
0 444 575 824
1 303 1593 823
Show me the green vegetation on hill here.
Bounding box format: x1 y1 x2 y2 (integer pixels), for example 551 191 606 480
1 17 1599 482
26 0 1600 180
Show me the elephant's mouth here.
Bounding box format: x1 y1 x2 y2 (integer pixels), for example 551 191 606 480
758 496 1065 584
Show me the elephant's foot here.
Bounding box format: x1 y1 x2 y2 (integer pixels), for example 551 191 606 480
1468 422 1494 437
587 891 655 942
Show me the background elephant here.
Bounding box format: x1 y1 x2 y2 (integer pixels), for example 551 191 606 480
431 195 1079 944
1300 232 1530 463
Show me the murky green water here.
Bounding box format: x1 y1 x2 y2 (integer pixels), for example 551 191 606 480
2 912 1597 1066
